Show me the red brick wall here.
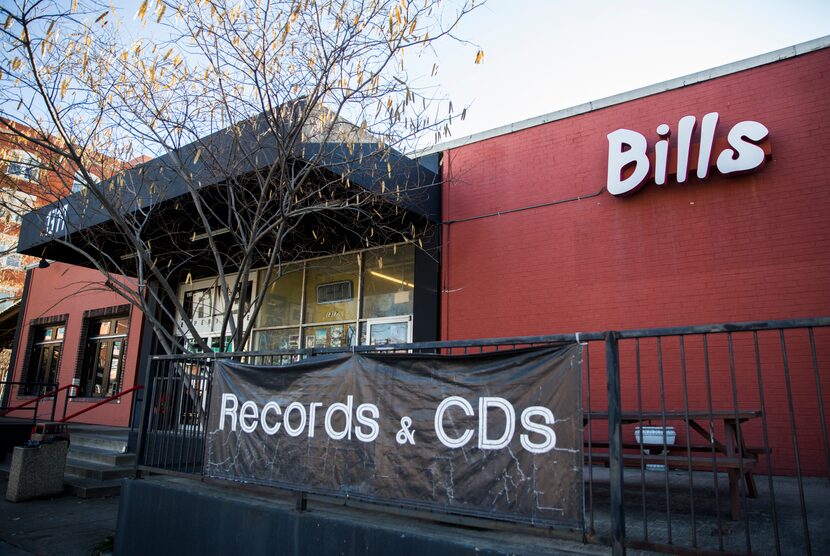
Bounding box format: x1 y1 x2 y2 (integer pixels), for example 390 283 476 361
441 48 830 475
6 262 144 426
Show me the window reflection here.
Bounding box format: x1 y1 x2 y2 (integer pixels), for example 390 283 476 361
80 316 129 397
362 245 414 318
257 265 303 328
194 244 420 352
22 324 65 395
304 257 358 323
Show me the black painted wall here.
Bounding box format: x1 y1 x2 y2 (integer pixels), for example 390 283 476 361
115 479 566 556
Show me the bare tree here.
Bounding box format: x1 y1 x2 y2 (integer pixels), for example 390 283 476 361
0 0 483 353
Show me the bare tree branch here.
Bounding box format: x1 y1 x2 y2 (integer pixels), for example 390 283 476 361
0 0 483 353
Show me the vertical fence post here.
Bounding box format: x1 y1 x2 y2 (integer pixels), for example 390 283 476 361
200 358 215 479
49 383 58 422
606 330 626 556
132 358 157 479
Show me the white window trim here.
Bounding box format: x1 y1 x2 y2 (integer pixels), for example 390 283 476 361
0 190 37 223
5 149 40 182
72 170 100 193
364 315 413 347
177 273 257 345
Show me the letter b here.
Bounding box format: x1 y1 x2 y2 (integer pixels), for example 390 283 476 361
607 128 650 196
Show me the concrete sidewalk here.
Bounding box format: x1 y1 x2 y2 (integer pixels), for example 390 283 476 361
0 479 118 556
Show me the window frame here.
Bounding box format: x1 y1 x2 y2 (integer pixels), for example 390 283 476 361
252 243 415 351
77 314 130 398
175 243 416 353
177 275 256 350
5 149 41 182
72 170 100 193
21 322 66 396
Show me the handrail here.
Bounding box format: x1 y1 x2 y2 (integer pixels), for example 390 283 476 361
58 385 144 423
0 384 71 417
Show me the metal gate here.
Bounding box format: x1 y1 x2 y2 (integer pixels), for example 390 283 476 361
134 317 830 555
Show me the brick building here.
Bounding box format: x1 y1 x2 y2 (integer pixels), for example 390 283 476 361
3 262 145 426
0 121 143 424
9 36 830 470
433 37 830 475
437 42 829 338
0 120 125 304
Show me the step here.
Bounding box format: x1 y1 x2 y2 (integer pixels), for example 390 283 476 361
69 433 129 453
64 476 124 498
64 459 135 481
1 454 127 498
67 445 136 467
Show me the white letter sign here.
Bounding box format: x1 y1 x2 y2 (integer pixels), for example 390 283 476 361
606 112 771 196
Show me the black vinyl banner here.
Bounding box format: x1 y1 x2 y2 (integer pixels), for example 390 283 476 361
204 344 583 526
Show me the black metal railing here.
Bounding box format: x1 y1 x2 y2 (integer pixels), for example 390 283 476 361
135 356 213 476
134 317 830 555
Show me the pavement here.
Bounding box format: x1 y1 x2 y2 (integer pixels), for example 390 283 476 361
0 479 118 556
0 474 620 556
4 466 824 555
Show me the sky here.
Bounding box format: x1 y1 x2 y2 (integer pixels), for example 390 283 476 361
99 0 830 153
427 0 830 142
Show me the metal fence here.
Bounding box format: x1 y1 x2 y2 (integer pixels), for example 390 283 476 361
135 318 830 555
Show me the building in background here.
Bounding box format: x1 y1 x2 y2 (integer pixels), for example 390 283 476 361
0 119 68 395
0 120 140 420
8 37 830 470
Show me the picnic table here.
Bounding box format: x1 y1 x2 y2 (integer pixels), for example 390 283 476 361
584 410 763 520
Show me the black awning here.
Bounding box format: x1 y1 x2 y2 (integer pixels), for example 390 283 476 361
18 112 439 267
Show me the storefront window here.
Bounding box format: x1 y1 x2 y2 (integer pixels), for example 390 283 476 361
256 328 300 351
179 275 255 344
22 324 65 395
215 280 252 317
304 256 358 323
304 323 356 349
210 336 233 352
183 287 213 320
361 244 414 318
184 244 417 352
79 316 129 397
257 265 304 327
359 319 411 346
183 336 234 353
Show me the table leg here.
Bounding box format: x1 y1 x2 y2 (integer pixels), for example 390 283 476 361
688 418 726 453
745 469 758 498
725 421 744 519
729 420 760 498
728 468 741 520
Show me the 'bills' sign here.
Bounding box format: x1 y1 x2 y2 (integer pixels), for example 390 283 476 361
606 112 772 196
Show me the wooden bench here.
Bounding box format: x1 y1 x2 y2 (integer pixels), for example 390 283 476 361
585 440 767 456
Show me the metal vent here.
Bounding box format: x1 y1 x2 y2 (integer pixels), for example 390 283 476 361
317 280 353 304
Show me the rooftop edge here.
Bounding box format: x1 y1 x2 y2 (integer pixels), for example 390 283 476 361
416 34 830 156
